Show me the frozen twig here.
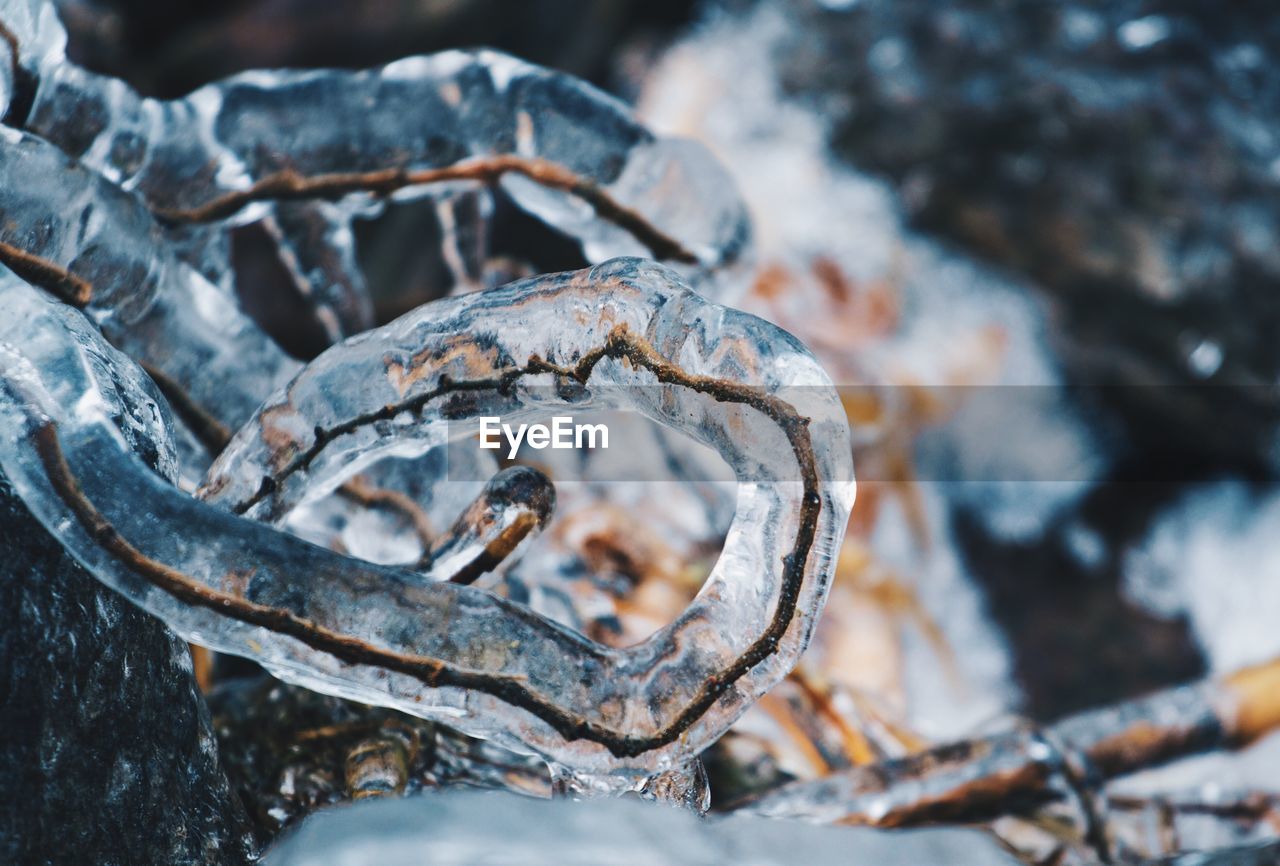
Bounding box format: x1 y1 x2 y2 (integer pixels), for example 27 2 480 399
741 658 1280 827
0 259 854 777
2 0 753 339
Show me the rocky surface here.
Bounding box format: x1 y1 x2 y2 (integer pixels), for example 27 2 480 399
0 476 254 865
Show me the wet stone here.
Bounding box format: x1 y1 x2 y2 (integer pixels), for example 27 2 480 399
0 476 255 866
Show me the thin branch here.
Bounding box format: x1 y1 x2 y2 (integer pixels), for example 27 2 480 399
740 658 1280 827
336 475 437 554
0 240 93 306
139 361 234 454
151 155 701 265
140 362 438 551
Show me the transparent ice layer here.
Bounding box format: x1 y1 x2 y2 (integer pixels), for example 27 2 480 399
12 4 751 315
0 258 854 777
0 0 64 122
0 0 763 577
0 270 177 480
0 127 299 441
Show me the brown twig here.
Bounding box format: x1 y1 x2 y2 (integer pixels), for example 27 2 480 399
0 19 35 127
757 691 838 776
190 644 214 692
789 667 877 767
32 326 824 759
335 475 437 554
426 466 555 584
0 22 20 103
444 511 539 586
152 155 701 265
0 240 94 307
741 658 1280 827
137 362 439 551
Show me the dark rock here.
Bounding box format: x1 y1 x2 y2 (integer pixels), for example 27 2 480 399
0 476 255 865
774 0 1280 473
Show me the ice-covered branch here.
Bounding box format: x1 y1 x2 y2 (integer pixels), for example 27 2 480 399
3 0 753 339
0 127 298 438
0 259 854 776
741 658 1280 829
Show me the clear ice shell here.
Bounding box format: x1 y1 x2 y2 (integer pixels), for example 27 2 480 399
23 40 752 296
0 34 10 120
0 258 853 776
0 270 177 480
0 127 299 436
0 0 65 108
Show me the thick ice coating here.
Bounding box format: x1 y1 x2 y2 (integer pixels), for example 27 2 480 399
0 0 754 506
27 52 748 263
0 258 853 775
0 0 65 122
0 270 178 480
7 0 751 327
0 127 298 438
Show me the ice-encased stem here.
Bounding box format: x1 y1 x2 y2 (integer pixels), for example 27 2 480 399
19 30 751 299
0 126 299 440
0 259 853 776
